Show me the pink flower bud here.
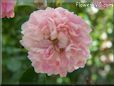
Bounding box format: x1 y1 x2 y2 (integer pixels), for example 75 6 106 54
0 0 16 18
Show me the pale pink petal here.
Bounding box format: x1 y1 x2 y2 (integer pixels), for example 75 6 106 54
58 32 69 48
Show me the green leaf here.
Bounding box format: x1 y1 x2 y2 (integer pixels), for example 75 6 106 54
6 58 22 72
19 66 39 84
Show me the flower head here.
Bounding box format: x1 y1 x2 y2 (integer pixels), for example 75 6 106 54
0 0 16 18
20 7 92 77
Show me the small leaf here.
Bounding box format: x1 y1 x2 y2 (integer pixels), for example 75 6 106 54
6 58 21 72
19 66 39 84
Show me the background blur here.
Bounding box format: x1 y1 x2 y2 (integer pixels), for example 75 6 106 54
2 0 114 85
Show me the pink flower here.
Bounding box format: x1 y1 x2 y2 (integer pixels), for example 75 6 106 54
93 0 113 9
0 0 16 18
20 7 92 77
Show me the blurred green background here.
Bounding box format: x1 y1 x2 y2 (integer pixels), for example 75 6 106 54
2 0 114 85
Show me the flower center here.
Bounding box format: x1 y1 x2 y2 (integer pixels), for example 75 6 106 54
51 39 64 53
52 39 58 46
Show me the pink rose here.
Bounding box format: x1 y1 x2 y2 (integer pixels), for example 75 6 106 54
0 0 16 18
93 0 113 9
20 7 92 77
